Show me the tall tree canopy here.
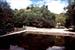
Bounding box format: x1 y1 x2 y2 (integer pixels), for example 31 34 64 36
0 0 14 35
65 3 75 29
13 5 56 28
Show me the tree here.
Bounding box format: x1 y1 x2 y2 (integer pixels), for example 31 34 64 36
56 13 66 26
0 0 14 35
13 5 56 28
65 3 75 30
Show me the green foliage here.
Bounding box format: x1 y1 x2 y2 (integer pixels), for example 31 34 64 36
0 0 14 35
65 4 75 29
13 5 56 28
55 13 66 26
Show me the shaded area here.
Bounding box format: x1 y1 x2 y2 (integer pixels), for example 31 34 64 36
0 33 64 50
0 33 75 50
64 36 75 50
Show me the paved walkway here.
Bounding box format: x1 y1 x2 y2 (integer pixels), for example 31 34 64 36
0 27 75 37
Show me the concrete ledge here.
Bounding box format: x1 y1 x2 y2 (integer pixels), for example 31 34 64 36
0 28 75 37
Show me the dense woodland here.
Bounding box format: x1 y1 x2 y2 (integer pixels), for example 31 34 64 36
0 0 14 35
13 5 56 28
65 3 75 30
0 0 75 35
